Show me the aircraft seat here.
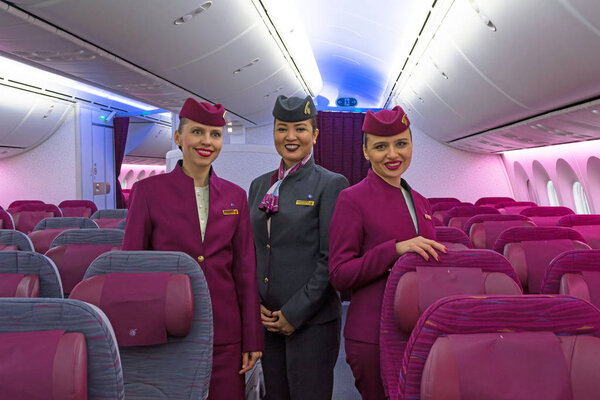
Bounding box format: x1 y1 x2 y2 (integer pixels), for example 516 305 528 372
0 207 15 230
74 251 212 400
494 226 590 293
558 215 600 249
431 201 473 223
9 203 62 234
7 200 45 210
541 249 600 298
427 197 461 206
443 206 500 231
405 296 600 400
46 229 124 295
495 200 538 215
59 200 98 218
464 214 535 249
520 206 575 227
380 250 521 398
0 298 124 399
0 229 34 251
0 251 63 297
91 209 128 229
29 217 99 254
474 196 514 207
434 226 473 249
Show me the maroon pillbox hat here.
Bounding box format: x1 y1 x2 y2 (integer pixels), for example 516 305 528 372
362 105 410 136
179 98 226 127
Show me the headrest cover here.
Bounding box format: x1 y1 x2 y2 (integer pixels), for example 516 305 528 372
272 95 317 122
520 206 574 217
495 201 537 209
474 196 514 206
541 250 600 294
362 106 410 136
179 98 226 127
558 214 600 227
493 226 586 253
432 202 472 212
434 227 472 248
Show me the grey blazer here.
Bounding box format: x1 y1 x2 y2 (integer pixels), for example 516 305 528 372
249 158 349 329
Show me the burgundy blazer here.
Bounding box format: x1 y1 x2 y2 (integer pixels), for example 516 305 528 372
123 163 263 351
328 169 436 344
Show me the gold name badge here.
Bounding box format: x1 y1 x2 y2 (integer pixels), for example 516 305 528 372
222 209 239 215
296 200 315 206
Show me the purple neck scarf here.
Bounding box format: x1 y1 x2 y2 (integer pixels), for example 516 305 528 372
259 153 312 217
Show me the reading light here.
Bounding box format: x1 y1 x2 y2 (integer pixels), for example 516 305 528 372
250 0 322 96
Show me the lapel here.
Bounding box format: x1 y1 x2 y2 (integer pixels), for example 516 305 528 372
172 162 205 252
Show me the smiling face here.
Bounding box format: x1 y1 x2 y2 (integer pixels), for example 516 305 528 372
174 118 223 175
273 118 318 169
363 128 412 187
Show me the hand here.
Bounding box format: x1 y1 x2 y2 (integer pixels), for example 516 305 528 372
395 236 448 261
260 304 279 331
239 351 262 375
263 310 296 336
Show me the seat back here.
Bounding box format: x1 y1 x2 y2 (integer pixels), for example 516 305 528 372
0 208 15 230
474 196 514 207
29 218 99 254
427 197 461 206
0 251 63 297
520 206 575 226
464 214 535 249
431 202 472 223
558 215 600 249
494 226 590 293
444 206 500 231
434 227 473 249
495 201 538 215
7 200 45 210
59 200 98 218
0 298 124 399
541 249 600 299
81 251 213 400
9 204 62 234
46 229 124 294
399 295 600 400
380 250 521 397
91 209 128 229
0 229 34 251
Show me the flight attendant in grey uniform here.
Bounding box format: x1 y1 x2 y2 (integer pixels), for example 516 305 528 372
248 95 349 400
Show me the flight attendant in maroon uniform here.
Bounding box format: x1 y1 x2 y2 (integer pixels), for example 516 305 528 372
123 98 263 400
328 106 447 399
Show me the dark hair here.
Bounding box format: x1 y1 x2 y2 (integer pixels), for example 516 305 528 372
362 128 412 148
178 117 188 133
274 116 317 133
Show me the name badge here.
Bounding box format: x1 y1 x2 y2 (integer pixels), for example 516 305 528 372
296 200 315 206
222 209 239 215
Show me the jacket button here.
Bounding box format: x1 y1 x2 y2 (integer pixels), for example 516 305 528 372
264 277 269 284
266 244 271 249
197 256 205 262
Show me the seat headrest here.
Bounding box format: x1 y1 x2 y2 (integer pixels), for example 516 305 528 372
443 206 499 226
33 217 98 231
0 330 87 400
493 226 587 253
434 227 472 248
541 250 600 294
427 198 461 206
463 214 532 237
494 201 537 209
0 273 39 297
520 206 574 217
474 197 514 207
70 272 193 346
558 214 600 227
431 202 472 212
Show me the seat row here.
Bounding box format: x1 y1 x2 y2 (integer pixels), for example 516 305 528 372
0 250 213 399
379 248 600 399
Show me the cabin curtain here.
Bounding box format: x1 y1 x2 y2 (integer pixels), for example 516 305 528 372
113 117 129 209
314 111 369 186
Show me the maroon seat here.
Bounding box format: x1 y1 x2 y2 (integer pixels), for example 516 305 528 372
541 250 600 304
58 200 98 218
427 197 461 206
9 204 62 234
28 217 98 254
495 201 538 215
431 202 473 223
474 196 514 207
443 206 500 231
434 227 473 250
380 250 521 397
411 296 600 400
0 274 40 297
494 226 590 293
558 215 600 249
464 214 535 249
0 208 14 230
520 206 575 227
7 200 45 210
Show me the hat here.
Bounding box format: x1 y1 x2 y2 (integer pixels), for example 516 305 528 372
179 98 226 127
362 106 410 136
272 95 317 122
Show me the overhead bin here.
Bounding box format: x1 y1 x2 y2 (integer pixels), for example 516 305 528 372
124 120 172 159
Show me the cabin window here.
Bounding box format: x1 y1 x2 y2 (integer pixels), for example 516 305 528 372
573 181 591 214
122 179 127 190
547 180 559 206
526 179 538 204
